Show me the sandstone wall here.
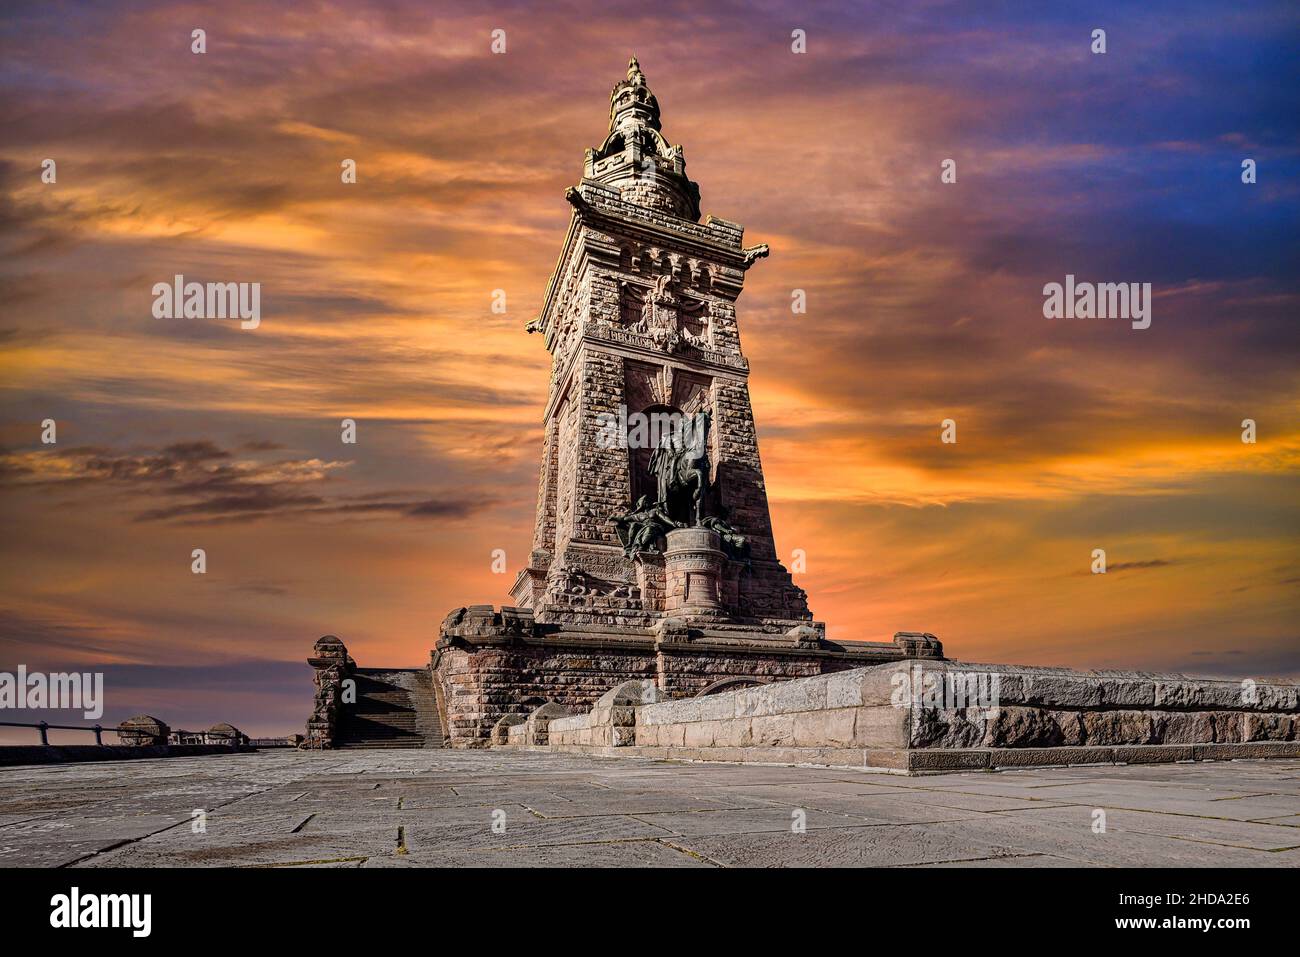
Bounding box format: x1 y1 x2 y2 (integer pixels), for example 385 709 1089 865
636 669 881 749
504 659 1300 772
432 642 656 747
635 661 1297 751
431 608 931 747
433 641 890 748
900 661 1296 750
547 681 655 748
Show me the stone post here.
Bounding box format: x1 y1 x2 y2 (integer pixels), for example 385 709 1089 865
304 635 354 749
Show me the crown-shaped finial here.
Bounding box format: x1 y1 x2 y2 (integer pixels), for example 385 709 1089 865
589 57 701 220
609 56 660 133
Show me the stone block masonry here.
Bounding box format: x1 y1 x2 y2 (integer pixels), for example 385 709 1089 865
312 59 1293 784
432 605 941 747
415 58 951 747
506 58 811 632
497 659 1299 773
547 680 661 747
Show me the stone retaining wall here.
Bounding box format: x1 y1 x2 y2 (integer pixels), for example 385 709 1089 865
548 680 661 747
898 661 1296 749
500 660 1299 773
636 661 1298 751
505 702 572 746
432 606 940 747
0 744 251 767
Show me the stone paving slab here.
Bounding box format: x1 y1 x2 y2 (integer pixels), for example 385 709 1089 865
914 816 1299 868
694 782 919 802
627 806 886 836
514 789 769 818
680 823 1024 867
873 790 1082 814
404 814 673 849
1 838 123 868
363 839 712 868
80 831 398 868
1012 805 1300 851
0 750 1296 867
968 784 1300 822
913 853 1083 868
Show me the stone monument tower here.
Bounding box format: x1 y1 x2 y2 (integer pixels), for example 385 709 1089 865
510 57 811 631
429 59 941 746
322 60 1300 767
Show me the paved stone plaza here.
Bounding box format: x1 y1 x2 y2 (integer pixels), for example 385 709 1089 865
2 751 1298 867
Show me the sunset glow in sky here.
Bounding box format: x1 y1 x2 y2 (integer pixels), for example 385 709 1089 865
1 1 1297 736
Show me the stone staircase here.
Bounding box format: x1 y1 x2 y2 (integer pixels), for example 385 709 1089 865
335 668 443 749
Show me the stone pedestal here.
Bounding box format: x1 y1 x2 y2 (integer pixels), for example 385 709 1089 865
664 527 725 618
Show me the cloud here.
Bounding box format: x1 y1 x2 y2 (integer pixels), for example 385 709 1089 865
0 440 495 525
1104 560 1174 573
0 0 1296 732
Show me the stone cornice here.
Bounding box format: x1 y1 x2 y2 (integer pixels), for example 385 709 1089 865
583 328 748 375
440 619 922 664
573 183 751 262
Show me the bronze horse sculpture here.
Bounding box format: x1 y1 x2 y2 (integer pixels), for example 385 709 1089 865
648 409 711 526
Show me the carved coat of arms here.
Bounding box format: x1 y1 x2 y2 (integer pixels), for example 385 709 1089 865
629 275 709 353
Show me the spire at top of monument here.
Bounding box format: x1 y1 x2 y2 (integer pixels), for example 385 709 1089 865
585 56 701 221
609 55 661 134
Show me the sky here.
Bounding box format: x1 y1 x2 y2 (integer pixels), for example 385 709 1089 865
1 0 1297 738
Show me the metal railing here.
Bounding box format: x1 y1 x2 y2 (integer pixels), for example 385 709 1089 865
0 720 117 746
1 721 297 748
